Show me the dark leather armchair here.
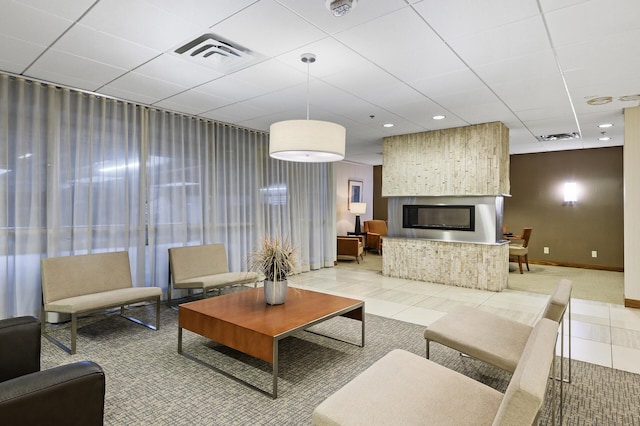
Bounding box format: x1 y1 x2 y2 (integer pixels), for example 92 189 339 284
0 316 106 425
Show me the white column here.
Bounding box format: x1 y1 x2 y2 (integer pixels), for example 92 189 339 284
624 106 640 304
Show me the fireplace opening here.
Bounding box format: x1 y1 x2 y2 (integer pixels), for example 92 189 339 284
403 204 475 232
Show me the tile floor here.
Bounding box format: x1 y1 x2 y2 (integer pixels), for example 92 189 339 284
291 265 640 375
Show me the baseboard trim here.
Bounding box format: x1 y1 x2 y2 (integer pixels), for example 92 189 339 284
625 299 640 309
529 259 623 272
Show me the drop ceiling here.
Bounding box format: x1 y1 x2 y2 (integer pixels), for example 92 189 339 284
1 0 637 165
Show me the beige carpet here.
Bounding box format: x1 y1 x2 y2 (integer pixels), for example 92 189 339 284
507 263 624 305
338 253 625 305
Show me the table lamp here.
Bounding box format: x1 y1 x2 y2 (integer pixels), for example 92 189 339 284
350 202 367 234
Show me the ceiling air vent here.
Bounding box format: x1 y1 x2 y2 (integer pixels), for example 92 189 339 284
173 34 259 72
536 132 580 142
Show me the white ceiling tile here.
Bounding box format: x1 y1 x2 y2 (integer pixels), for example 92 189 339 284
544 0 640 47
335 8 467 82
99 86 160 106
201 101 270 126
0 1 72 46
431 86 500 110
556 29 640 71
472 50 560 85
450 101 517 125
231 59 306 93
414 0 539 39
492 75 572 112
209 1 326 57
16 0 96 21
155 90 232 115
79 0 201 51
151 0 258 28
134 54 224 88
275 38 371 79
0 34 45 74
104 72 187 102
28 50 126 91
276 0 409 35
54 24 161 71
410 69 487 98
449 16 550 66
538 0 590 13
196 76 267 103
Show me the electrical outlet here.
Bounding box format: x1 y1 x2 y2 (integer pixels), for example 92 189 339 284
543 247 549 254
592 251 598 258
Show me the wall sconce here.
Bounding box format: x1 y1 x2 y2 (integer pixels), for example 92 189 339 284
564 182 577 204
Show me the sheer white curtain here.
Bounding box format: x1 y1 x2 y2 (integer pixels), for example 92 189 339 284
216 122 336 274
0 75 146 318
145 110 215 291
0 74 337 319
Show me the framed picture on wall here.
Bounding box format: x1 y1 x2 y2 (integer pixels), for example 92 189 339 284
348 180 363 210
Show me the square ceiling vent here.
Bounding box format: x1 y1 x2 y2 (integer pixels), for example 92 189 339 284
173 33 262 73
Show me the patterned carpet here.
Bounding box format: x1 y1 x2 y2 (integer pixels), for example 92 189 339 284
41 301 640 425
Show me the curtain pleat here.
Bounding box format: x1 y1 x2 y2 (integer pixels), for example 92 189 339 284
0 75 337 318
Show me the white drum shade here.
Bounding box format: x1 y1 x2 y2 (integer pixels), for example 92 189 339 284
269 119 345 162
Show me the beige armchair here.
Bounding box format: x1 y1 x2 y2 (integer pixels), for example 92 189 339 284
337 236 364 263
363 220 387 254
508 227 532 274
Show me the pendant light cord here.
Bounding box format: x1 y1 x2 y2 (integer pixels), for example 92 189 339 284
306 60 310 120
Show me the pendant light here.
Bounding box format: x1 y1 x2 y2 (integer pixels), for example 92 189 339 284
269 53 346 162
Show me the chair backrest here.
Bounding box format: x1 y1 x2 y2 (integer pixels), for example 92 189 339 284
363 220 388 236
168 244 230 283
520 228 533 247
41 252 133 304
542 279 572 323
492 318 558 425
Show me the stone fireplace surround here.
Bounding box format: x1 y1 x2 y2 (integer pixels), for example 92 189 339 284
381 122 510 291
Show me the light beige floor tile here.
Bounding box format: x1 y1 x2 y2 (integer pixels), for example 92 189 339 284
413 296 479 312
611 327 640 349
361 298 411 318
391 306 447 327
475 305 539 325
569 320 611 344
609 305 640 332
564 337 612 368
611 345 640 374
394 280 451 296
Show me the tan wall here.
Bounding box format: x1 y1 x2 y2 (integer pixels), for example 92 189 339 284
505 147 623 270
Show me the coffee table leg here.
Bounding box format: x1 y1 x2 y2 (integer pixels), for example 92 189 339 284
178 327 183 353
272 339 278 399
361 311 365 347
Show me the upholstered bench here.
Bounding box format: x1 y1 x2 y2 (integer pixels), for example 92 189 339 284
424 279 571 373
168 243 259 305
41 251 162 354
313 318 558 426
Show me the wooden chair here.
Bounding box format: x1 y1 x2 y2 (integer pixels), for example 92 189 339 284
509 227 532 274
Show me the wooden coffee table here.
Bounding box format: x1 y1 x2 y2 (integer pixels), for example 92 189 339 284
178 287 364 398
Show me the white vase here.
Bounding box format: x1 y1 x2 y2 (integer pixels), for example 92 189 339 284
263 280 288 305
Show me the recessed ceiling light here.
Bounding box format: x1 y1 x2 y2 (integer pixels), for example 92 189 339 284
382 123 394 128
599 136 611 141
432 115 445 120
598 123 613 128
